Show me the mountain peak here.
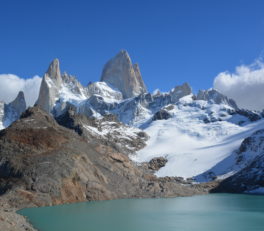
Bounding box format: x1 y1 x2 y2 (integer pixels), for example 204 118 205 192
9 91 26 114
100 50 147 98
0 91 27 128
36 59 62 113
197 88 238 109
15 91 25 101
170 82 192 102
116 50 131 62
46 58 61 82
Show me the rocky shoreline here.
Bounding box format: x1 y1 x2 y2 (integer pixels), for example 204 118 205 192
0 194 36 231
0 209 36 231
0 180 219 231
0 107 220 231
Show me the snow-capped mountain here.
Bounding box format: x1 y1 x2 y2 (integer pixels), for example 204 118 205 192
2 50 264 193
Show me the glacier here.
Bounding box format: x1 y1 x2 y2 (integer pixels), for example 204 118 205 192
131 95 264 182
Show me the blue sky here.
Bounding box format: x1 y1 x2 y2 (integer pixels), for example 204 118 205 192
1 0 264 93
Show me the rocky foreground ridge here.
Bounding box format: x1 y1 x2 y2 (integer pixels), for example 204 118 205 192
0 107 214 230
0 107 210 205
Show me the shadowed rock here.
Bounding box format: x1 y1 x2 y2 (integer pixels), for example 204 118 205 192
170 83 192 103
152 109 172 121
8 91 26 116
0 91 27 128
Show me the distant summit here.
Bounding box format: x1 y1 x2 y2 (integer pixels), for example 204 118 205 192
34 51 241 126
36 58 62 113
100 50 147 98
0 91 26 129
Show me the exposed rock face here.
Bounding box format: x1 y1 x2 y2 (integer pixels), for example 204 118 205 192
47 58 62 83
56 108 149 154
170 83 192 102
236 109 262 122
197 89 238 109
212 129 264 193
62 73 87 97
100 50 147 98
8 91 27 117
133 63 147 93
152 109 172 121
0 91 27 129
0 107 207 210
148 157 168 171
36 59 62 113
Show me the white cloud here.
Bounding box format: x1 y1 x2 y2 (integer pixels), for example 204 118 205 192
0 74 42 106
213 61 264 111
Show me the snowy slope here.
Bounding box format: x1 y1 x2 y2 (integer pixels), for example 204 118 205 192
53 79 124 118
87 82 123 103
131 95 264 182
213 129 264 193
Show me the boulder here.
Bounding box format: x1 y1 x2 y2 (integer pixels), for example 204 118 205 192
148 157 168 170
152 109 172 121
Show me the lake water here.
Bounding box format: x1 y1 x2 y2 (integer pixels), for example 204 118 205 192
18 194 264 231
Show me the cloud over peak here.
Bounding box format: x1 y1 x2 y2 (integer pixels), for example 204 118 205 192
0 74 42 106
214 61 264 111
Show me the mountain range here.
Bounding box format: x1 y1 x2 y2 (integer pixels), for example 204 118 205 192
1 50 264 215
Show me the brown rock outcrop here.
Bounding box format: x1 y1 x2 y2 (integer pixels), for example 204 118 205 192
0 106 208 211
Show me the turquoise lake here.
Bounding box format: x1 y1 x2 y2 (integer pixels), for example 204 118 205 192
18 194 264 231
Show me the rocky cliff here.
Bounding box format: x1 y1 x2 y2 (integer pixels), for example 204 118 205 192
36 59 62 113
100 50 147 98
